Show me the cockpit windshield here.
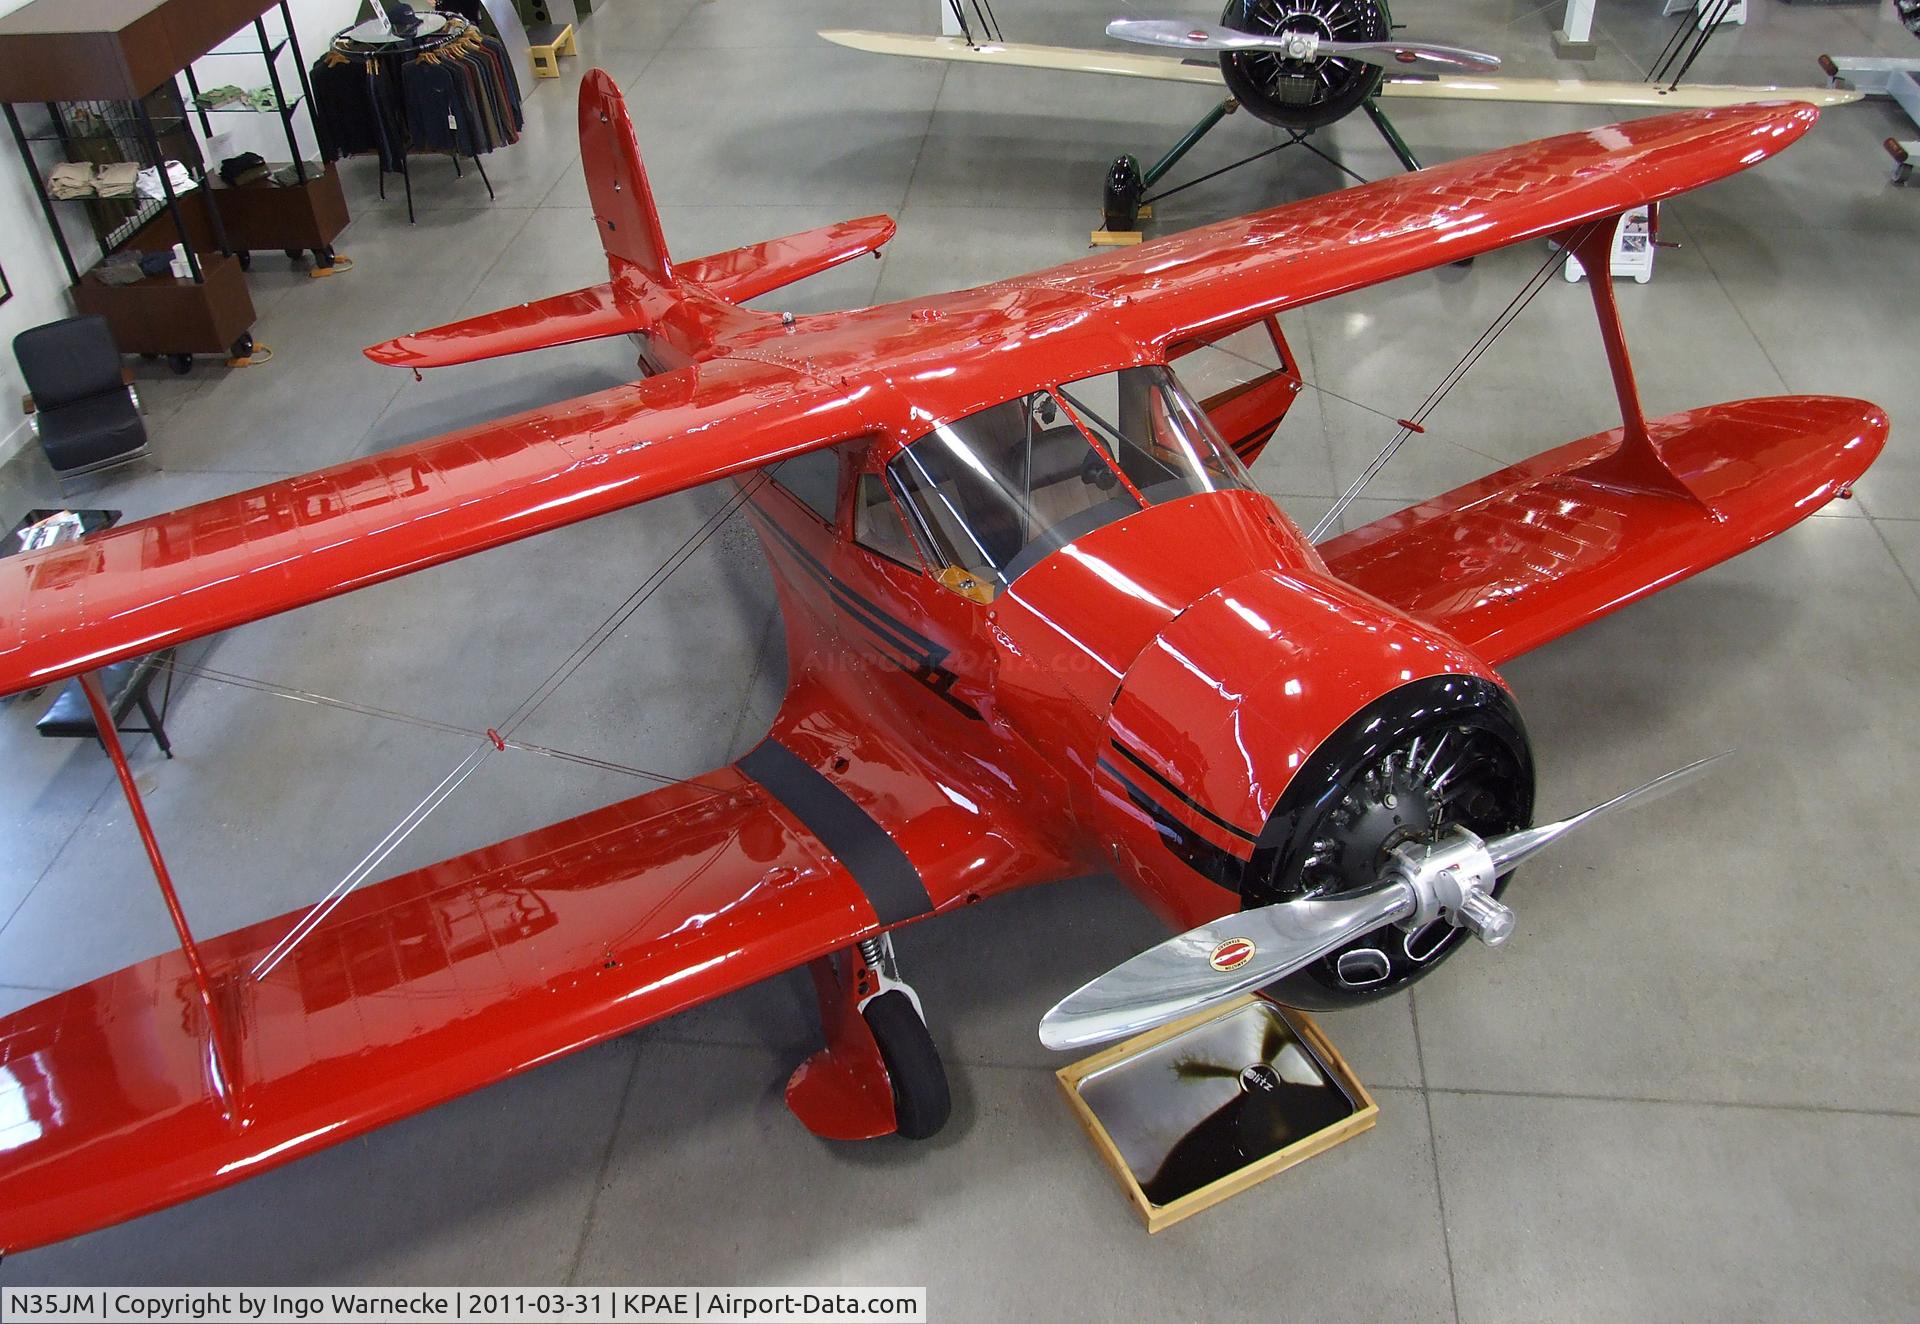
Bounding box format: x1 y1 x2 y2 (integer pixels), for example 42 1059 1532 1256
886 366 1251 598
1056 366 1252 503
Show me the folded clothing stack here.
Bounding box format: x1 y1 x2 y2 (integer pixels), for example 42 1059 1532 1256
135 160 198 199
220 152 270 186
268 160 327 186
93 162 139 198
94 250 147 286
47 162 96 198
193 84 249 110
193 85 283 111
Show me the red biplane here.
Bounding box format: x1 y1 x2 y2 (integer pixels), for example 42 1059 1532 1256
0 71 1884 1252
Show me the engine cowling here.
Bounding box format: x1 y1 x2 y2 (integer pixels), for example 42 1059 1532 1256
1218 0 1393 131
1096 565 1535 1005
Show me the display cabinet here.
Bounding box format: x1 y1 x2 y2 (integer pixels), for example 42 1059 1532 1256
0 0 350 370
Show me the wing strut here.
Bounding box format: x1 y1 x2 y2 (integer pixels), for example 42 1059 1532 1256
79 668 238 1118
1560 217 1710 509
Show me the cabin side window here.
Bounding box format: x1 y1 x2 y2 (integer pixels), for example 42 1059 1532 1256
853 472 926 571
770 448 843 525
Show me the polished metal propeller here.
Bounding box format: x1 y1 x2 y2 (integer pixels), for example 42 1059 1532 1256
1105 17 1502 75
1039 753 1728 1052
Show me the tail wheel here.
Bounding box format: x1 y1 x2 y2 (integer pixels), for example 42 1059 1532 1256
1245 676 1534 1009
1219 0 1391 131
1102 154 1144 233
862 990 951 1140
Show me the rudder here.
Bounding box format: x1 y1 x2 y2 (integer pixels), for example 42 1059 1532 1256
580 69 673 285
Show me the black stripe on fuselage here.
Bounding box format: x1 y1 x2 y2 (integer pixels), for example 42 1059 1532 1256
739 739 934 925
1109 739 1260 845
1097 755 1248 891
752 500 980 720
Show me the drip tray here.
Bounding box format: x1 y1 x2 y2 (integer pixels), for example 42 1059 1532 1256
1056 994 1377 1233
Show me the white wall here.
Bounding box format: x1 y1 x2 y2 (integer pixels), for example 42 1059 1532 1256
0 0 360 461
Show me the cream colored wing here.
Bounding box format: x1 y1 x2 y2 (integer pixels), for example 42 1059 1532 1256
818 31 1860 108
1378 74 1860 108
818 30 1224 86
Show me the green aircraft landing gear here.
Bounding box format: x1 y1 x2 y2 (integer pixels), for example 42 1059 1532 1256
1101 96 1240 233
1096 93 1451 243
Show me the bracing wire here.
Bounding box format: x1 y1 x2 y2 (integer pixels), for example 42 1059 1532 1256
152 657 730 792
1306 224 1595 543
249 474 771 981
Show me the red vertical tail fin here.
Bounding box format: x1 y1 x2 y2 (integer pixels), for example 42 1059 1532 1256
579 69 674 286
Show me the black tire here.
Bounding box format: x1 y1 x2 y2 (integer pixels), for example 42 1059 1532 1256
169 354 192 375
229 333 254 360
1102 155 1143 233
314 246 336 269
284 248 305 262
236 250 252 271
861 990 950 1140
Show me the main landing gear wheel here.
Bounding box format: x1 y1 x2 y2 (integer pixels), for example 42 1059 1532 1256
1218 0 1392 132
862 989 951 1140
1103 154 1145 233
1245 677 1534 1009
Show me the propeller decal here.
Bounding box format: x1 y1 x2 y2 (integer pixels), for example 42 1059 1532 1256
1209 938 1257 972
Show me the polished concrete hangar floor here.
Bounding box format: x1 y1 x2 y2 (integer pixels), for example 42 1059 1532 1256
4 0 1920 1313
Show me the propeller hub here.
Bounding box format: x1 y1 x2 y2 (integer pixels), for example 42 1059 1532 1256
1277 29 1321 61
1387 828 1513 946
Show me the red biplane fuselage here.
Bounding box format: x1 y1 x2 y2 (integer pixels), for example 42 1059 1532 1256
0 73 1884 1252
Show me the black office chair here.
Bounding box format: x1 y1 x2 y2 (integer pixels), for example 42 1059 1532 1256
13 315 148 479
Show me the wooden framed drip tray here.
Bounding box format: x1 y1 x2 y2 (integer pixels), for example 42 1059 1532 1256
1057 995 1376 1233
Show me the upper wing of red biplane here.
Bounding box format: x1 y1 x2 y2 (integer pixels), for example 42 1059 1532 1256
0 355 869 696
1035 100 1820 349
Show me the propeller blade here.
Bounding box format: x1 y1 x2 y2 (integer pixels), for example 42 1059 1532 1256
1105 18 1500 74
1484 752 1731 874
1038 883 1415 1052
1318 39 1502 74
1105 18 1292 51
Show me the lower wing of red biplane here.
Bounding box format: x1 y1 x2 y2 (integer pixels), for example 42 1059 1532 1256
0 93 1881 1252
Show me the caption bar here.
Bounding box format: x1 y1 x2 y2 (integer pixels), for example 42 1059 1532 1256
1 1289 927 1324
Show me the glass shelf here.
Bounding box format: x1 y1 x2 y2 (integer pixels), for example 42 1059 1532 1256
19 118 190 143
190 97 302 117
199 38 289 61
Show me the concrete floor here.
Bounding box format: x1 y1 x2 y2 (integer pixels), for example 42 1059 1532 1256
4 0 1919 1314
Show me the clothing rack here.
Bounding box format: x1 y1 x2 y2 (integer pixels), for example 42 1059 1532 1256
314 14 523 223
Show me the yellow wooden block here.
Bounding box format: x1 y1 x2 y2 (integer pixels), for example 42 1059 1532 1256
1090 229 1143 246
528 22 576 79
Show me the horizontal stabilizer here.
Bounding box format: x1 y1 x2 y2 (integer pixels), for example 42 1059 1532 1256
1320 396 1886 665
364 283 649 371
679 215 897 305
